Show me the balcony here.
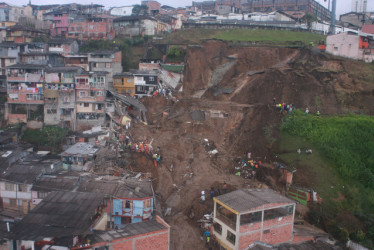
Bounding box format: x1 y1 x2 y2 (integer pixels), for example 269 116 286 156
8 87 44 94
76 84 90 89
8 73 43 83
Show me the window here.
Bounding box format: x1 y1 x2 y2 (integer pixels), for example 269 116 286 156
84 103 89 107
38 192 49 199
213 222 222 234
149 76 155 81
76 78 88 84
105 63 111 68
96 91 104 96
124 200 133 209
26 94 42 100
334 46 338 51
47 109 57 114
264 206 293 221
240 211 262 225
97 104 102 110
137 86 145 92
9 198 16 207
80 91 87 97
143 199 151 208
63 96 70 103
71 27 75 31
115 78 121 84
5 183 15 191
18 184 28 192
226 230 236 244
90 91 95 97
216 203 237 229
127 78 133 83
135 76 143 81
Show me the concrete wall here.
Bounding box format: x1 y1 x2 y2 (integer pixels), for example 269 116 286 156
326 33 361 60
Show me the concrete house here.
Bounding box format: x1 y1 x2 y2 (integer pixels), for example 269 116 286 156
44 66 85 130
131 70 159 98
113 73 135 96
326 31 374 63
4 25 49 43
213 189 295 250
64 54 89 71
109 6 134 16
8 191 107 249
88 50 122 83
113 16 158 36
48 38 79 55
6 64 46 125
66 17 115 41
0 154 62 214
75 72 107 131
61 142 99 170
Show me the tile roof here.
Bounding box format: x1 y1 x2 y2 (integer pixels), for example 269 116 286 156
9 191 105 241
214 189 294 213
362 24 374 34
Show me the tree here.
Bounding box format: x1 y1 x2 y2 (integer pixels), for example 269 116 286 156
302 13 317 31
132 4 148 16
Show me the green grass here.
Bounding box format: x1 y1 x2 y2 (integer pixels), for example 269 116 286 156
214 29 325 45
278 110 374 247
163 29 325 46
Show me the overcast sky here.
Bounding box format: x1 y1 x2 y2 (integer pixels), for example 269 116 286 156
7 0 374 18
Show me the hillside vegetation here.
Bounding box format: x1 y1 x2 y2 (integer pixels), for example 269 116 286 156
162 28 325 45
280 111 374 247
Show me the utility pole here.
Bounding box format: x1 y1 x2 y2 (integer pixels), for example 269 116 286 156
329 0 337 34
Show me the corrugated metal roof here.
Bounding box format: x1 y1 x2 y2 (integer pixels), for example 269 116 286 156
215 189 294 213
61 142 99 156
9 191 105 241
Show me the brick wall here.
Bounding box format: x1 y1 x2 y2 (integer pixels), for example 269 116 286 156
262 224 293 244
134 232 169 250
263 214 293 229
238 231 261 249
8 114 26 124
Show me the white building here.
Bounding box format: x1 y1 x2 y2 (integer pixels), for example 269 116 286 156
351 0 367 13
110 6 134 16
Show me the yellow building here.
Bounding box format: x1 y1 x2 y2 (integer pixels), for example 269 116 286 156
113 73 135 97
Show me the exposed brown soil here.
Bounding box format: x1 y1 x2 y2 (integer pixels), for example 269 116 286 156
122 41 374 249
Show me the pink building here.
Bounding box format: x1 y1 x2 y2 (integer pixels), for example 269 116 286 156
51 12 69 37
326 31 374 63
213 189 295 250
66 17 115 41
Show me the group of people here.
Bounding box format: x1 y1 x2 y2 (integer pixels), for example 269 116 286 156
121 136 162 167
234 157 262 179
152 87 172 98
305 107 320 116
201 182 228 204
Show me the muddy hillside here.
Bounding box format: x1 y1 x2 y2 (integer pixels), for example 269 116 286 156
129 40 374 250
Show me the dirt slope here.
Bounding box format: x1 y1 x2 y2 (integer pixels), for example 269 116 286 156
129 40 374 249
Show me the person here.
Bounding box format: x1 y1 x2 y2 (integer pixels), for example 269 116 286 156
223 182 227 193
316 110 320 116
201 190 205 204
204 230 210 245
217 187 221 195
210 187 215 199
273 97 276 105
305 107 309 115
297 148 301 154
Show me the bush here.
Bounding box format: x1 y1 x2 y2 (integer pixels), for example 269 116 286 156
22 126 68 152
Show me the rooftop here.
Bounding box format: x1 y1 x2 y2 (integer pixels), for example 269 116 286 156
113 15 155 22
6 63 48 69
90 219 166 244
129 69 158 75
45 66 86 73
214 189 294 213
113 72 133 78
77 178 153 199
48 38 78 44
9 191 105 241
1 154 62 184
61 142 99 156
31 175 79 192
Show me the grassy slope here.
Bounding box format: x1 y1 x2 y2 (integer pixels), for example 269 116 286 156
278 111 374 247
163 29 325 45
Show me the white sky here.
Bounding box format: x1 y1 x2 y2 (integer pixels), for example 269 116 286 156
6 0 374 18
